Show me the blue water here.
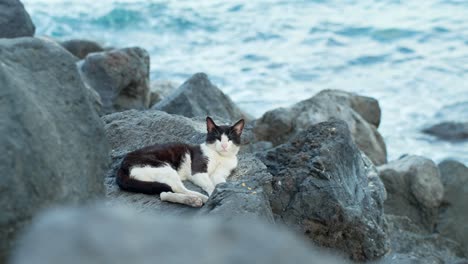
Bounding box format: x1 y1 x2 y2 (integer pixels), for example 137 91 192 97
22 0 468 165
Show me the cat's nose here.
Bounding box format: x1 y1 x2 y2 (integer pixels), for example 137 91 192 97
221 143 228 149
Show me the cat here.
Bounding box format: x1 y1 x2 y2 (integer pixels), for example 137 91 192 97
116 117 245 207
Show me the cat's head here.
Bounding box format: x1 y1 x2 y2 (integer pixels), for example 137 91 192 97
205 117 245 156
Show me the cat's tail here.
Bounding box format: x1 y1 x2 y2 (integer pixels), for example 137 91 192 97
116 165 173 195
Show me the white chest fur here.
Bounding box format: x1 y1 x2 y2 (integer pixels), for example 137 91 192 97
201 144 238 179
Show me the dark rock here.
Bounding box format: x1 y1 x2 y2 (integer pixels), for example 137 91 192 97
11 205 347 264
153 73 251 122
0 38 109 262
378 215 467 263
377 155 444 231
254 89 387 165
438 160 468 255
103 110 273 219
79 47 150 114
60 39 104 59
0 0 35 38
423 122 468 141
258 120 389 261
149 80 178 107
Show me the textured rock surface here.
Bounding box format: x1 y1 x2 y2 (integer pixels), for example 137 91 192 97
11 205 346 264
0 38 109 262
377 155 444 231
258 120 388 261
154 73 250 121
61 39 104 59
438 160 468 255
0 0 35 38
79 47 150 114
254 89 387 165
378 215 467 264
423 121 468 141
103 110 272 219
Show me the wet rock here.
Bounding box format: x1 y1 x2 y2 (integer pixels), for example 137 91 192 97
0 38 109 262
11 205 346 264
0 0 35 38
149 80 178 107
254 89 387 165
153 73 251 121
61 39 104 59
438 160 468 255
79 47 150 114
423 122 468 141
377 155 444 231
258 119 389 261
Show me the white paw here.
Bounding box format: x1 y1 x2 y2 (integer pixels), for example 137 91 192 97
185 196 203 208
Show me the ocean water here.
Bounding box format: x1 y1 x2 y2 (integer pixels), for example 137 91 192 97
22 0 468 164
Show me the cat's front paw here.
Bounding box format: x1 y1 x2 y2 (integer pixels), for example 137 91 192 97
185 196 203 208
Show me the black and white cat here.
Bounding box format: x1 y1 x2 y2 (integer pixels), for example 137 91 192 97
116 117 245 207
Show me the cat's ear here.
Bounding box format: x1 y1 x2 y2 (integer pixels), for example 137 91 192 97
206 116 217 133
232 119 245 136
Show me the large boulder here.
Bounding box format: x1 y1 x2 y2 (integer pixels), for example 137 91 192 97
103 110 272 219
10 205 346 264
61 39 104 59
0 0 35 38
79 47 151 114
0 38 109 262
254 89 387 165
377 155 444 231
258 120 389 261
153 73 251 122
438 160 468 255
422 122 468 141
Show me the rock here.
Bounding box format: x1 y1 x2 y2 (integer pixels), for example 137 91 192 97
153 73 251 122
11 205 346 264
0 38 109 262
254 89 387 165
60 39 104 59
438 160 468 255
378 215 467 263
258 120 389 261
423 122 468 141
0 0 35 38
149 80 178 107
103 110 272 219
79 47 150 114
377 155 444 231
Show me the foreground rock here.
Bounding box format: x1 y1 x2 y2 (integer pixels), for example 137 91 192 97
0 38 109 262
254 89 387 165
61 39 104 59
0 0 35 38
154 73 250 121
11 205 346 264
423 121 468 141
258 120 388 261
103 110 272 218
79 47 150 114
377 155 444 231
438 160 468 255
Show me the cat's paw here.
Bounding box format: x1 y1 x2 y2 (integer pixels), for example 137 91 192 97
198 194 209 203
185 196 203 208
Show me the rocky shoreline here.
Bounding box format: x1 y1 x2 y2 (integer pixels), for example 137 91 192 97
1 1 467 263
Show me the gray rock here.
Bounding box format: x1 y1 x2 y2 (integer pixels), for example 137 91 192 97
377 155 444 231
79 47 151 114
149 80 178 107
103 110 273 219
254 89 387 165
0 38 109 262
61 39 104 59
423 122 468 141
438 160 468 255
0 0 35 38
153 73 251 122
11 205 347 264
377 215 467 264
258 120 389 261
